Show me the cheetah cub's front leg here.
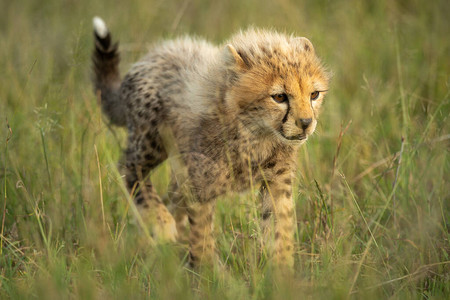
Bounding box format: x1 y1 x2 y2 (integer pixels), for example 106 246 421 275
260 171 296 268
186 201 216 266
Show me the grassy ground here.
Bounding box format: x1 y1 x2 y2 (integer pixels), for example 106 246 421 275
1 0 449 298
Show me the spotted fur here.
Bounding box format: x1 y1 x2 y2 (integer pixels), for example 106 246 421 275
92 17 330 269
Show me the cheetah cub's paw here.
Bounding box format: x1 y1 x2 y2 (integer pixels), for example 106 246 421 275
142 204 178 243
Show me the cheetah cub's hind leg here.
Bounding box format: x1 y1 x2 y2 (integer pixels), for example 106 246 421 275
92 16 177 243
125 132 178 243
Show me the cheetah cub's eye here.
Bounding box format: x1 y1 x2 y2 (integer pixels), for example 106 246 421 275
310 91 320 101
272 93 288 103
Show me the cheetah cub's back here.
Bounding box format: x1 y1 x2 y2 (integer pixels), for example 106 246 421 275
92 17 330 269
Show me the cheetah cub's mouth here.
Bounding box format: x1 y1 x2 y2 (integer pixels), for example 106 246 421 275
281 132 307 141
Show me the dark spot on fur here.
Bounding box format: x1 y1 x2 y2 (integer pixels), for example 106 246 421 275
136 196 144 205
276 168 287 175
265 161 276 169
191 230 201 239
284 178 292 185
189 252 197 262
161 73 173 80
126 179 135 189
262 210 271 220
275 232 281 240
285 190 292 198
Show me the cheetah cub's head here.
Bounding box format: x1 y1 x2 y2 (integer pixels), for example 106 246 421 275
223 29 331 145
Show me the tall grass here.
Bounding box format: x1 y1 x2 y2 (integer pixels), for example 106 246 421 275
1 0 449 298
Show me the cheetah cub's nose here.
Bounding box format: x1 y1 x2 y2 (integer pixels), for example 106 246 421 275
296 118 312 131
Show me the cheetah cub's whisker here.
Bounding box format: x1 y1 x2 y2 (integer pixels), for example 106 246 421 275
91 16 331 269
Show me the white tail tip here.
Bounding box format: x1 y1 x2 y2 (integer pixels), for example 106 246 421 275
93 16 108 38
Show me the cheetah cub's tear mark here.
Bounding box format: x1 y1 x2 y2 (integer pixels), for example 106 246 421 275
92 17 331 269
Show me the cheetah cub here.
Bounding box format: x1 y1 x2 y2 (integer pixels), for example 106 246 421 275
92 17 330 268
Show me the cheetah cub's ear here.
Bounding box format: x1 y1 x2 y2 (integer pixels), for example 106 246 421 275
223 44 249 71
293 37 315 53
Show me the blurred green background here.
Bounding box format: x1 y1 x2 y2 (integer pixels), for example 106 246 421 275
0 0 449 299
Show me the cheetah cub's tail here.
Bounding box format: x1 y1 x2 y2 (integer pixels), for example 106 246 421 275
92 17 126 126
